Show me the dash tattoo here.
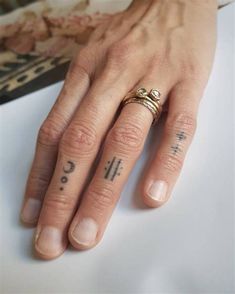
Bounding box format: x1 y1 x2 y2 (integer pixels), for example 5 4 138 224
171 144 181 155
60 160 75 191
176 131 187 141
171 131 187 155
104 157 123 181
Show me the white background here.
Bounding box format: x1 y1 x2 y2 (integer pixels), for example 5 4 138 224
0 3 234 294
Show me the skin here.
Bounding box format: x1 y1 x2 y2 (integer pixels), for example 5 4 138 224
20 0 218 259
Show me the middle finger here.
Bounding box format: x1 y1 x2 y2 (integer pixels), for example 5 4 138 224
69 80 172 250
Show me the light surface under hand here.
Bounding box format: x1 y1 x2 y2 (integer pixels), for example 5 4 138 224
1 3 233 292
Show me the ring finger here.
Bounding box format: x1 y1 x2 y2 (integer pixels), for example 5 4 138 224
68 75 174 250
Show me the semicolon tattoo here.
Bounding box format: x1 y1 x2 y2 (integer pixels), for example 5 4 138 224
59 160 76 191
104 157 123 181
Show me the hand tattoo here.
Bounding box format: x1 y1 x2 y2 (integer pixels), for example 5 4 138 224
104 157 123 181
60 160 75 191
171 131 187 155
176 131 186 141
63 160 75 173
171 144 181 155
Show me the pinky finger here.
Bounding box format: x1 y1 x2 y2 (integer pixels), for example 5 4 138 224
141 80 203 208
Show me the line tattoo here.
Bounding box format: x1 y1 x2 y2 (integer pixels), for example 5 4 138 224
59 160 75 191
171 144 181 155
176 131 186 141
104 157 123 181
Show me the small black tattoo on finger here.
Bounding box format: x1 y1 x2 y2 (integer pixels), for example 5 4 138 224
171 144 181 155
60 176 68 183
104 157 123 181
63 160 75 173
59 160 75 191
176 131 186 141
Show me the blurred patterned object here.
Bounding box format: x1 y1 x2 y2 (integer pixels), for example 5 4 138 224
0 52 70 104
0 0 112 104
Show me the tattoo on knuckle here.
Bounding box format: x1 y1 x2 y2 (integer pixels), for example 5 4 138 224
158 153 183 173
104 157 123 182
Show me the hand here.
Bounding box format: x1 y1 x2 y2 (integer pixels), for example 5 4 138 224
20 0 217 259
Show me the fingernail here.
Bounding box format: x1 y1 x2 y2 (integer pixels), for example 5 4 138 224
72 218 98 246
35 226 63 256
147 180 168 202
21 198 41 223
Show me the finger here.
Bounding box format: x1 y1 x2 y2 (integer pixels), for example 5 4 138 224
20 48 96 225
141 79 204 207
34 61 141 259
68 77 173 250
68 103 153 250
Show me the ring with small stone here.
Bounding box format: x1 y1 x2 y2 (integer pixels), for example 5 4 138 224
122 87 163 124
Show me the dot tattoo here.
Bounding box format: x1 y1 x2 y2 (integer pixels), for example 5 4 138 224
61 176 68 183
59 160 75 191
104 157 123 181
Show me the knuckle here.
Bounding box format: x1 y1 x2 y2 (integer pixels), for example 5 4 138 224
106 122 144 153
45 193 75 213
107 40 133 68
38 118 63 147
73 47 93 68
182 58 208 82
67 60 90 83
29 168 50 187
67 56 90 82
87 185 115 213
60 121 97 156
68 46 96 78
166 112 197 137
158 153 183 174
26 169 50 198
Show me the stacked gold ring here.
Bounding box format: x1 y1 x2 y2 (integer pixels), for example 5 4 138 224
122 87 162 124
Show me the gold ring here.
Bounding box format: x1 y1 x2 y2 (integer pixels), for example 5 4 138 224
122 87 162 124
